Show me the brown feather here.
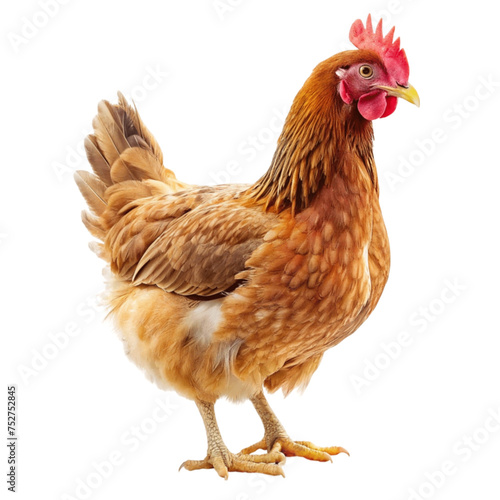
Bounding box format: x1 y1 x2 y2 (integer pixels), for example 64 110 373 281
84 135 112 186
244 50 381 215
93 102 138 182
74 170 107 215
81 210 106 241
117 91 164 165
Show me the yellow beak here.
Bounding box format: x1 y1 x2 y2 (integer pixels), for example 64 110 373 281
377 83 420 107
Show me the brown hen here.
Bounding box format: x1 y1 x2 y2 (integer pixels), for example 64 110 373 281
75 15 419 478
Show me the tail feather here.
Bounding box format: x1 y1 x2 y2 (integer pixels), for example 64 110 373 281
110 147 166 184
94 100 130 157
116 91 164 165
74 170 107 215
93 100 139 182
75 93 190 252
84 135 113 186
81 210 106 240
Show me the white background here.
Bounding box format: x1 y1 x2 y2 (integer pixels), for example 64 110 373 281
2 1 499 499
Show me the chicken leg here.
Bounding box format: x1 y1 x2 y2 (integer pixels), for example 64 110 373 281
241 391 349 462
179 399 286 479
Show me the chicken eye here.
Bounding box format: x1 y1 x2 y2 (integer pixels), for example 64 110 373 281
359 65 374 79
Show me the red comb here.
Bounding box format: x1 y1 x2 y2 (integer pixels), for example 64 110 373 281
349 14 409 84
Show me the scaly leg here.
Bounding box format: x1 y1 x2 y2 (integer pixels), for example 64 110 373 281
179 399 285 479
241 391 349 462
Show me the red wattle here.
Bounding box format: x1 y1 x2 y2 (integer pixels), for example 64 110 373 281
357 90 388 121
381 96 398 118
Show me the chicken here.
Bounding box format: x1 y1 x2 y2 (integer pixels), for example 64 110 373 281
75 15 419 479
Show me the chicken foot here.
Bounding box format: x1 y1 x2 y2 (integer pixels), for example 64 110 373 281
241 391 349 462
179 399 285 479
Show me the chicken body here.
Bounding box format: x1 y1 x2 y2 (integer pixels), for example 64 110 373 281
76 17 418 477
107 175 388 403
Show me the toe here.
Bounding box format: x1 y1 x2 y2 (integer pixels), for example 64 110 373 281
295 441 350 457
231 457 285 477
275 439 348 462
240 438 267 455
237 449 286 466
179 458 213 472
212 456 229 480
